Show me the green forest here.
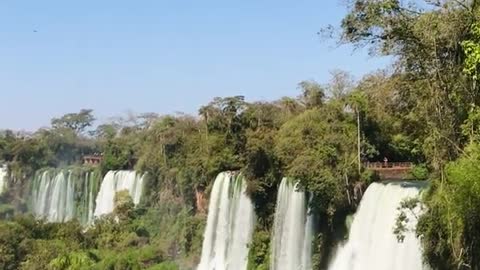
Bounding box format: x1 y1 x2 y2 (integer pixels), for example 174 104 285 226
1 0 480 269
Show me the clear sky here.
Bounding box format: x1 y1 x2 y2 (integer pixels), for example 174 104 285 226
0 0 390 131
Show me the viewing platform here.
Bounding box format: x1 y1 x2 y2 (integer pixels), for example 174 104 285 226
364 162 413 181
82 155 103 165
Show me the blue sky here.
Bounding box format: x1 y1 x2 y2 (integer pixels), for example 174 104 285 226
0 0 390 131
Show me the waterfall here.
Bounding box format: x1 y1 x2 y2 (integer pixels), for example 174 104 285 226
93 170 145 217
30 168 100 224
31 170 75 222
271 178 314 270
197 172 256 270
80 171 100 225
0 165 7 194
328 182 425 270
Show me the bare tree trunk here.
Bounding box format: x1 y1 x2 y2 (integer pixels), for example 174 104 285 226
205 112 210 154
357 107 362 175
345 173 351 205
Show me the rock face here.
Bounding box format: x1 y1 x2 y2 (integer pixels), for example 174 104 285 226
195 188 208 214
353 181 365 203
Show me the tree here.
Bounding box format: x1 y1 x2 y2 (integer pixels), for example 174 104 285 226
347 91 368 174
298 80 325 108
416 143 480 269
327 69 355 100
336 1 480 268
462 22 480 80
275 105 357 216
0 130 17 162
51 109 95 135
337 0 478 169
0 222 27 270
93 124 119 140
114 190 135 222
276 97 302 116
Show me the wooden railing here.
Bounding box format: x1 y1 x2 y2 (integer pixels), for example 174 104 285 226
364 162 413 169
82 155 103 165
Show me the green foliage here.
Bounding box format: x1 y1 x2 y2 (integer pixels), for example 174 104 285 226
0 198 193 270
93 246 165 270
51 109 95 135
411 164 429 180
310 233 324 270
416 143 480 269
20 239 71 270
0 204 15 219
247 229 270 270
275 106 357 217
2 70 370 269
393 197 421 243
0 221 27 270
462 22 480 79
0 130 16 162
461 105 480 142
49 251 96 270
5 3 480 266
330 3 480 265
114 190 136 222
101 137 137 172
146 262 179 270
340 0 477 169
298 80 325 109
360 169 378 185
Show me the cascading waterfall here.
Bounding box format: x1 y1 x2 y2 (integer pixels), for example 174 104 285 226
0 165 7 194
271 178 314 270
31 170 75 222
93 170 145 217
328 182 425 270
30 168 100 224
79 171 100 225
197 172 256 270
86 172 96 223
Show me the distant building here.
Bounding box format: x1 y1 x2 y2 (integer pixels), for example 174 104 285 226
82 154 103 165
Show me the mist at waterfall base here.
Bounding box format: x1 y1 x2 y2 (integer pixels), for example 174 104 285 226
30 169 145 224
271 178 314 270
197 172 256 270
328 182 425 270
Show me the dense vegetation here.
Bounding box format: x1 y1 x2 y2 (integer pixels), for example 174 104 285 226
1 0 480 269
0 77 371 269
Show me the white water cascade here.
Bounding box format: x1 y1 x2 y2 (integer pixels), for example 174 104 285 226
32 170 75 222
197 172 256 270
328 182 425 270
30 169 99 224
82 171 99 225
271 178 314 270
93 170 145 217
0 165 7 194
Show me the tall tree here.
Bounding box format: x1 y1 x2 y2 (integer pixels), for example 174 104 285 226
298 80 325 109
51 109 96 135
327 69 355 100
337 0 477 169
